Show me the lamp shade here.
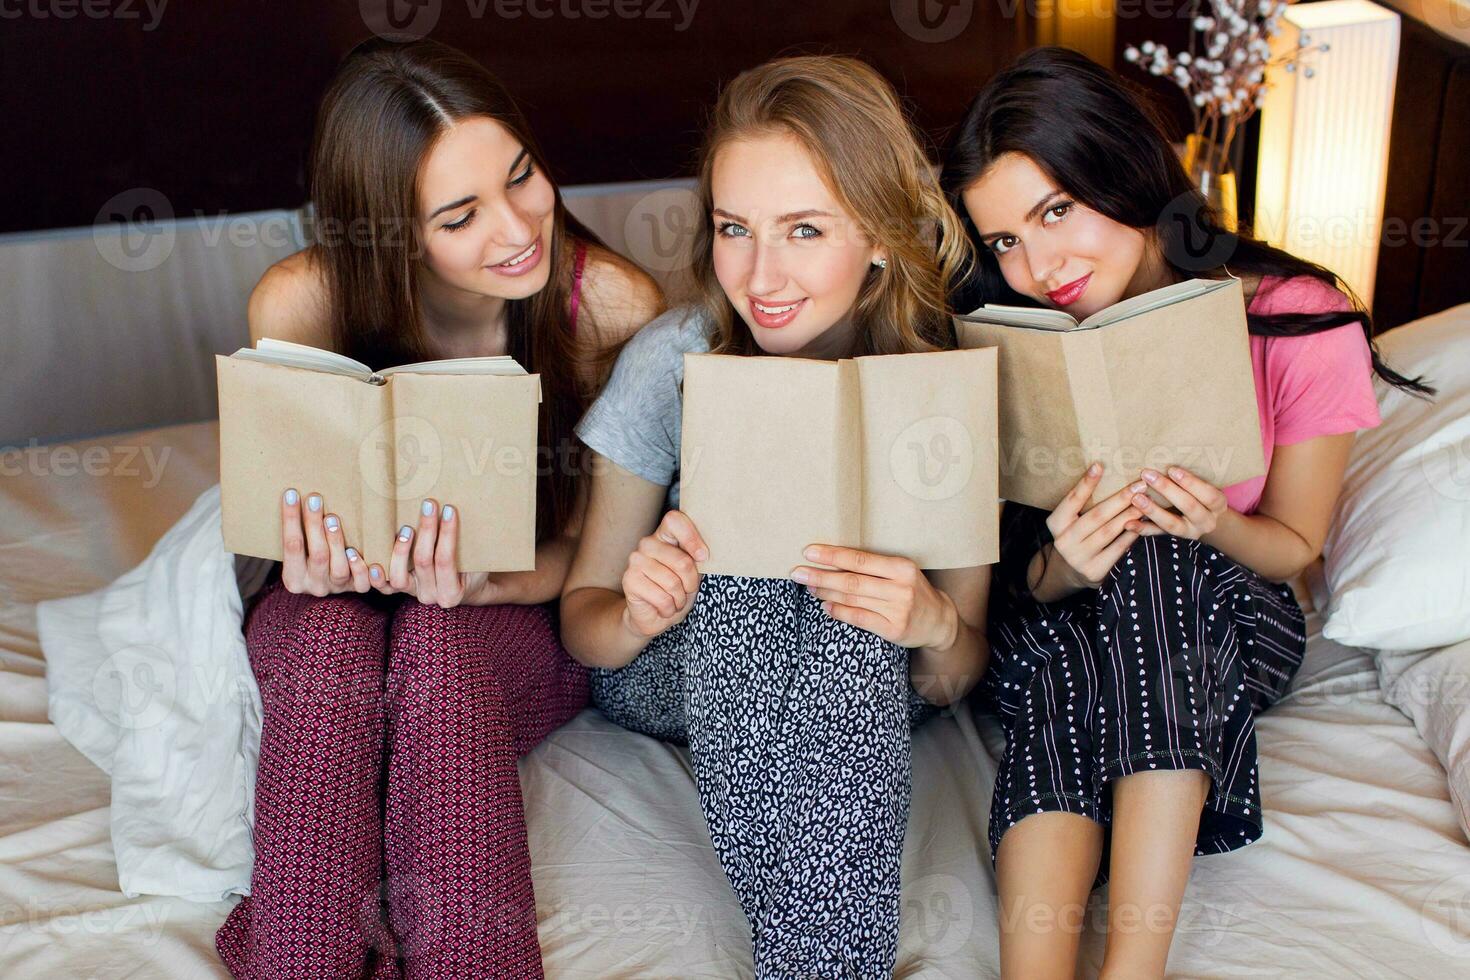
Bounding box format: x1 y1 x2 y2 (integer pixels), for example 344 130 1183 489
1254 0 1400 304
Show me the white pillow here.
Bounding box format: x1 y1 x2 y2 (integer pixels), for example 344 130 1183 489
1377 640 1470 838
1310 303 1470 650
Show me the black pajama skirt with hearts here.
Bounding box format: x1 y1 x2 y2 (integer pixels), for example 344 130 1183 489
979 521 1307 885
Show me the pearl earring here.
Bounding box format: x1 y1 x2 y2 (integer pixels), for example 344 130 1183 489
873 257 887 269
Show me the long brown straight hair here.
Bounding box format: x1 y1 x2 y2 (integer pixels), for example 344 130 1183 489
307 37 599 543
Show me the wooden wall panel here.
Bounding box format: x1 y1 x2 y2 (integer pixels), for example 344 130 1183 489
0 0 1032 234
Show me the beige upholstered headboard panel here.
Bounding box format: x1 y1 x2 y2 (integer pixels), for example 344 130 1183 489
0 180 694 447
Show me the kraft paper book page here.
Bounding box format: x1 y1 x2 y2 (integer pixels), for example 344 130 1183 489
217 339 542 572
679 348 999 580
953 276 1265 510
679 355 858 580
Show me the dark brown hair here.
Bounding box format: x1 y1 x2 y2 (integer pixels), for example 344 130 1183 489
940 46 1433 602
941 46 1431 395
308 36 601 543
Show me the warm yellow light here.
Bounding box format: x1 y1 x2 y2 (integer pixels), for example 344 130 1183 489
1032 0 1116 68
1254 0 1400 305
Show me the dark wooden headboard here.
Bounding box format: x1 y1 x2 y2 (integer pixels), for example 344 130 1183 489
1373 11 1470 330
0 0 1029 235
3 1 1462 329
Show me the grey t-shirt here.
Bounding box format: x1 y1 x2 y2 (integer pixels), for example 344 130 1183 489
575 305 714 510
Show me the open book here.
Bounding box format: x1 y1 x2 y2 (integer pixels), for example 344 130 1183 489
217 339 542 572
953 276 1265 510
679 348 1000 579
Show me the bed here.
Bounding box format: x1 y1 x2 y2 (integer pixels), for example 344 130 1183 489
3 418 1468 978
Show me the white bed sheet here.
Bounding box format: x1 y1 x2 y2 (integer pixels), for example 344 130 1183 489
2 421 1468 978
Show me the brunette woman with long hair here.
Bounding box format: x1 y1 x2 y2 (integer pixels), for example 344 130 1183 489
941 46 1429 979
214 38 662 979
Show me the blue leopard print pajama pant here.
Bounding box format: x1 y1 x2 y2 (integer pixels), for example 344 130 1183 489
591 574 938 979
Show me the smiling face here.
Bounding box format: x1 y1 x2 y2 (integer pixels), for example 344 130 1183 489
961 151 1162 320
415 115 557 301
710 131 884 357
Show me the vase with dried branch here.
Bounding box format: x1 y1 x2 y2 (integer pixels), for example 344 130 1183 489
1124 0 1329 230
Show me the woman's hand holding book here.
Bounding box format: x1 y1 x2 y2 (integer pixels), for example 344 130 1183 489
278 488 373 597
791 546 960 652
1029 463 1146 602
1123 466 1228 541
276 488 507 607
620 510 708 640
367 498 503 608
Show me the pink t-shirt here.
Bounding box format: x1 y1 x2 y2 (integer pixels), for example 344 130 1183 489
1221 274 1382 514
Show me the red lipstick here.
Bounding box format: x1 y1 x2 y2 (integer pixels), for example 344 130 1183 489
1046 272 1091 307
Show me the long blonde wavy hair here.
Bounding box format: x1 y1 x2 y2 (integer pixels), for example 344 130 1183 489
689 55 973 356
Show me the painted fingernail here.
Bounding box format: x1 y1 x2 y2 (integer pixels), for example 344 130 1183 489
345 547 358 561
1142 470 1159 484
324 515 339 532
370 565 382 579
791 568 810 584
421 499 435 517
1130 481 1147 494
1088 462 1101 477
307 494 322 512
399 525 413 541
442 504 454 521
283 488 299 505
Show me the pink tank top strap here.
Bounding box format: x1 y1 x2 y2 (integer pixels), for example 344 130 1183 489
569 239 588 337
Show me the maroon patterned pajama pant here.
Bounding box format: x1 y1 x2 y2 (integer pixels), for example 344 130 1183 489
215 575 589 979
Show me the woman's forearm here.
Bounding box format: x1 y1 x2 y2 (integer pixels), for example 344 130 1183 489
911 602 990 706
1201 507 1316 583
485 533 579 605
559 586 652 670
1027 542 1088 604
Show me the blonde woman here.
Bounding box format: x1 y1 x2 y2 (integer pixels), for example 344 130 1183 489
559 56 991 977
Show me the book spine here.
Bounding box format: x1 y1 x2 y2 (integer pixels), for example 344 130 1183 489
359 382 399 562
839 358 863 552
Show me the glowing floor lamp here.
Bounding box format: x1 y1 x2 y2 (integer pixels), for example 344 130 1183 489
1254 0 1401 305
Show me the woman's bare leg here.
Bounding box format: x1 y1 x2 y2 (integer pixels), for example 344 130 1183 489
1098 769 1210 979
995 811 1104 980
